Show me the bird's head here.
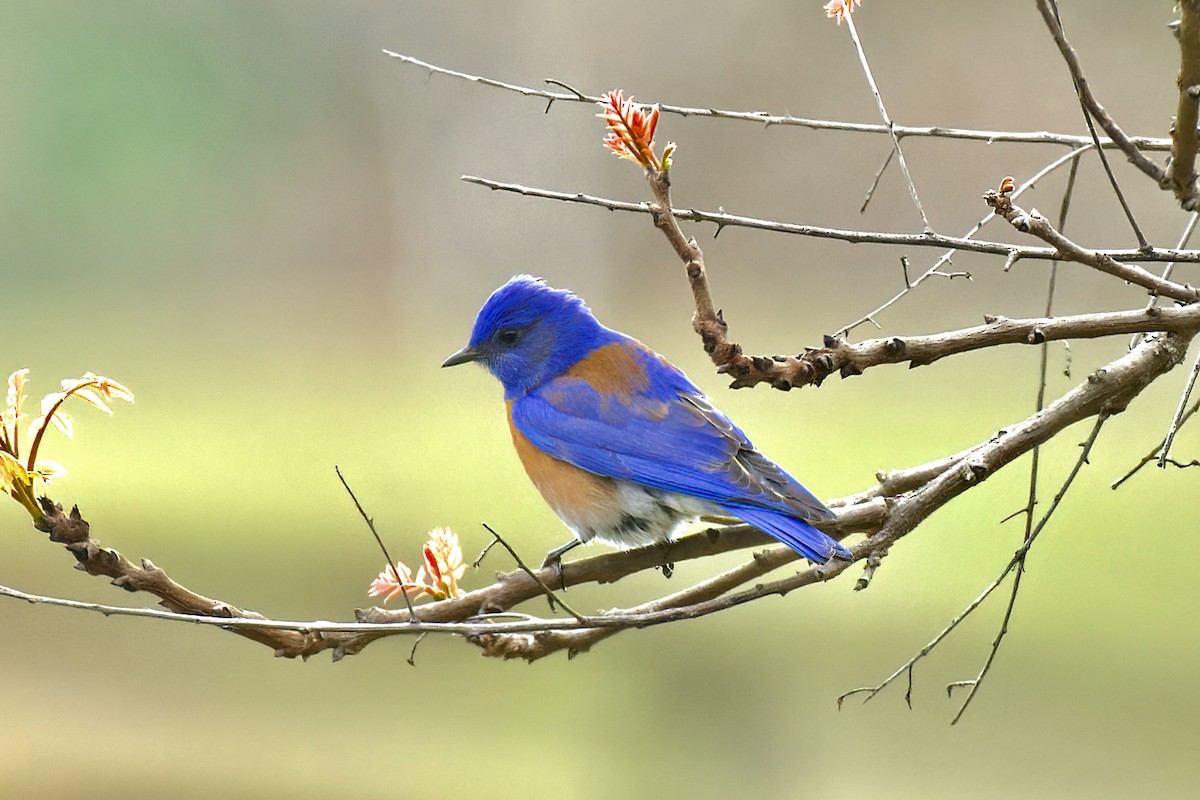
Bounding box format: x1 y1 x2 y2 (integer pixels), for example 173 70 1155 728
442 275 606 398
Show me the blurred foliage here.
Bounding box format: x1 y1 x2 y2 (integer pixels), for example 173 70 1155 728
1 2 1197 798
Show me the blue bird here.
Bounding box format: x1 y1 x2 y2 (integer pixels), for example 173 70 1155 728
442 275 850 569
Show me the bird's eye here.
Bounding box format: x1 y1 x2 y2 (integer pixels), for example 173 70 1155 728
496 328 521 346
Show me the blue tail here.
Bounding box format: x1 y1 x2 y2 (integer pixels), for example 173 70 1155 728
724 504 851 564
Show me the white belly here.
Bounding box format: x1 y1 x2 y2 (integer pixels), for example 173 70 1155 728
569 479 724 550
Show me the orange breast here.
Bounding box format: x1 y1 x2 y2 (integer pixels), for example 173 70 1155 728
505 401 620 533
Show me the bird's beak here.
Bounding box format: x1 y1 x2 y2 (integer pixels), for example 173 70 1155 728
441 345 482 368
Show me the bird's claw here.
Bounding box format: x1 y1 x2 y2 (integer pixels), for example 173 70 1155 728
541 538 582 591
542 554 567 592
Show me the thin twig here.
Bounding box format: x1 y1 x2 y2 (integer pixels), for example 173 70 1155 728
984 191 1199 303
471 536 501 568
480 523 586 622
1034 2 1168 183
1158 348 1200 467
837 146 1091 336
462 174 1200 266
945 157 1078 723
335 466 416 621
1009 156 1078 524
1168 456 1200 469
1135 213 1200 346
406 632 427 667
841 5 930 231
947 414 1108 724
1156 212 1200 289
381 50 1172 150
1110 396 1200 489
930 269 971 281
860 147 895 213
839 414 1109 715
1038 0 1161 247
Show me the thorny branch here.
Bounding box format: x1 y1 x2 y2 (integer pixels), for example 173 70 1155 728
462 176 1200 266
15 493 883 660
382 50 1172 152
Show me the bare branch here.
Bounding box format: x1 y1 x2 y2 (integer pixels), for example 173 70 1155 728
859 147 894 213
1034 0 1168 188
412 327 1182 665
836 145 1089 337
1111 395 1200 489
950 155 1077 712
675 304 1197 393
382 50 1171 151
839 8 930 231
592 107 1197 396
1169 1 1200 209
31 498 313 655
638 166 734 383
984 189 1200 303
847 329 1189 571
944 166 1078 721
20 488 887 660
947 412 1107 724
1158 347 1200 467
479 522 586 622
840 369 1147 714
1038 0 1150 247
462 175 1200 265
336 466 416 620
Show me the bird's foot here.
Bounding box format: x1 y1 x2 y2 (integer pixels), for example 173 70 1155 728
541 538 582 591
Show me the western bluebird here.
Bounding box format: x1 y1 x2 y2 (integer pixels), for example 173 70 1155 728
442 275 850 569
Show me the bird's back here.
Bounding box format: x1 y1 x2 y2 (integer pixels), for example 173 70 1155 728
511 332 848 561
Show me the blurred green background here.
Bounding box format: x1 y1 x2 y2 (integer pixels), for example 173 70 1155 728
2 2 1197 797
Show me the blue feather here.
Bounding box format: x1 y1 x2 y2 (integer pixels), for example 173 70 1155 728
511 336 846 560
726 504 851 562
451 275 847 563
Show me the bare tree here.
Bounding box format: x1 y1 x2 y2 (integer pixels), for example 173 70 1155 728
3 0 1197 724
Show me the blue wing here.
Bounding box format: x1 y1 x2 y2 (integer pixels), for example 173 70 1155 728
511 338 849 562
